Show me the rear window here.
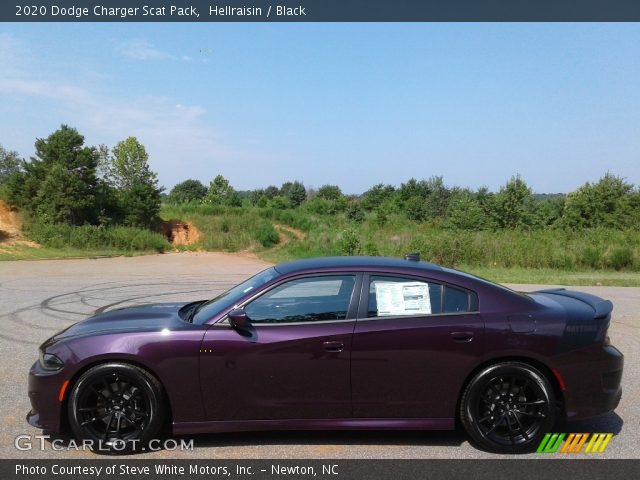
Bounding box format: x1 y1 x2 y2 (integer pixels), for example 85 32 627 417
443 285 472 313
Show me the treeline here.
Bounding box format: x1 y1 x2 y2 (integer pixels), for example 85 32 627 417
167 173 640 231
0 125 167 252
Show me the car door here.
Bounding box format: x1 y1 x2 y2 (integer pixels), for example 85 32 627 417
200 273 360 421
351 274 484 419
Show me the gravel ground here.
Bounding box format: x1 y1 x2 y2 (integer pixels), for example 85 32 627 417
0 253 636 459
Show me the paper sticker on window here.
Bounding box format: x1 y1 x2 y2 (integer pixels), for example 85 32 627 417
375 282 431 316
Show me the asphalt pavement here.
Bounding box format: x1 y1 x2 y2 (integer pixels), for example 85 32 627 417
0 253 636 459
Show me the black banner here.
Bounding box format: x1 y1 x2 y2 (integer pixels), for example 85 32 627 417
3 0 640 22
3 460 640 480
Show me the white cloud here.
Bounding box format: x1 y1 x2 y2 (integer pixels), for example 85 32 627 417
116 38 174 60
0 34 278 189
0 78 90 102
0 33 29 76
115 38 195 63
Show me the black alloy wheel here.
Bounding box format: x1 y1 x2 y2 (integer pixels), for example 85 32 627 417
68 363 165 452
460 362 557 453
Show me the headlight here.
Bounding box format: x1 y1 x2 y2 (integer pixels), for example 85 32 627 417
39 350 64 371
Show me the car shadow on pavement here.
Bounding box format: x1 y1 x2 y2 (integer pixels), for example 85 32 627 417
567 411 624 435
180 429 468 449
41 411 623 455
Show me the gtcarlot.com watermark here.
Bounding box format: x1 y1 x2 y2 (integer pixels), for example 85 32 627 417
15 434 194 452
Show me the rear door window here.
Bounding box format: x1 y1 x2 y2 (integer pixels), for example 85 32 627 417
367 276 477 317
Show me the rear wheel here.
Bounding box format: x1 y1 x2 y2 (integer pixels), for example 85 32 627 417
460 362 556 453
67 363 165 453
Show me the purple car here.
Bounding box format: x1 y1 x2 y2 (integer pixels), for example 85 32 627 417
27 255 623 453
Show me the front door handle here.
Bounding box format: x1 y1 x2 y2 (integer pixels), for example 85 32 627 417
450 331 474 343
323 340 344 352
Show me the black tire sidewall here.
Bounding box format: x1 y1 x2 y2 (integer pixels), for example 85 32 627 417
461 362 556 454
67 363 165 452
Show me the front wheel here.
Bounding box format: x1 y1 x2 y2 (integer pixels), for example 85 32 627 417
460 362 556 453
67 363 166 453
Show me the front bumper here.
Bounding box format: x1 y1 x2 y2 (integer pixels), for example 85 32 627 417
561 345 623 420
27 360 66 433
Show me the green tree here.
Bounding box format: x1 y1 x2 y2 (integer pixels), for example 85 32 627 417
0 146 23 185
107 137 162 228
264 185 280 200
562 173 636 228
361 183 395 211
405 196 427 222
269 195 291 209
447 191 494 230
422 176 452 218
280 181 307 208
398 178 426 202
316 184 343 201
493 175 533 229
339 228 361 255
5 125 100 225
249 188 265 206
169 179 208 203
346 202 365 223
205 174 236 205
530 196 565 228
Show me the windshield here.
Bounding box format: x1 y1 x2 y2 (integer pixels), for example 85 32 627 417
191 267 280 324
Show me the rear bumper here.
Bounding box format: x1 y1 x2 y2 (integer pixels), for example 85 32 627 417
561 345 623 420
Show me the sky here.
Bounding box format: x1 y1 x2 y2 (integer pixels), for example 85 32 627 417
1 23 639 194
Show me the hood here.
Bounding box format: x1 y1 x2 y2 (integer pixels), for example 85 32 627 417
52 302 193 341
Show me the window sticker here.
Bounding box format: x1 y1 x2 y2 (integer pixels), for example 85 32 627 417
375 282 431 316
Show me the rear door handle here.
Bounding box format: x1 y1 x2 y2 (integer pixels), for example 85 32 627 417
450 331 474 343
323 341 344 352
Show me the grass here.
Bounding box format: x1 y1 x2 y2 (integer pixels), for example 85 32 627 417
2 203 640 286
25 223 169 252
158 204 640 286
0 244 158 261
460 266 640 287
0 220 169 261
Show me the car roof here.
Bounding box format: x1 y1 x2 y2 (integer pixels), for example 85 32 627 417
274 256 444 275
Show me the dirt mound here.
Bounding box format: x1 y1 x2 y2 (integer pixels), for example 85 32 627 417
161 220 202 246
0 201 40 248
0 201 22 238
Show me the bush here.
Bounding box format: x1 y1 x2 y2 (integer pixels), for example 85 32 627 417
606 247 634 270
339 228 361 255
579 246 603 269
346 203 365 223
253 221 280 247
26 223 168 252
269 195 291 210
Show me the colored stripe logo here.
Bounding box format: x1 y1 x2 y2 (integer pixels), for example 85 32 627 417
537 433 613 454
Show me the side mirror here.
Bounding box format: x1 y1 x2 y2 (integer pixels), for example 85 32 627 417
228 308 251 331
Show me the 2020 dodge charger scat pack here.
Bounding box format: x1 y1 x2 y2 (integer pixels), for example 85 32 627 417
27 256 623 453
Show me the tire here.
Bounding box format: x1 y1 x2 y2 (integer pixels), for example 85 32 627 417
460 361 556 454
67 363 166 453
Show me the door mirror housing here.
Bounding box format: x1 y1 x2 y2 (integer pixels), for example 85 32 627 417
228 308 251 331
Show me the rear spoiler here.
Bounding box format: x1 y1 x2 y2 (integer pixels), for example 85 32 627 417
535 288 613 319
